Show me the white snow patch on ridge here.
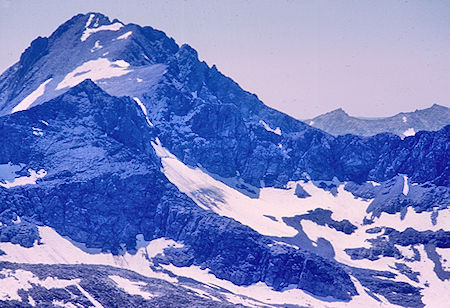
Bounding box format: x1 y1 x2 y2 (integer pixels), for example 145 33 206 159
81 19 123 42
32 127 43 136
402 175 409 196
75 283 104 308
116 31 132 40
110 275 154 300
259 120 281 135
56 58 131 90
403 127 415 137
85 14 95 29
133 97 153 127
12 78 53 113
90 40 103 52
0 169 46 188
402 116 407 123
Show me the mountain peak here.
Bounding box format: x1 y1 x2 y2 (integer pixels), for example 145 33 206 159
178 44 199 59
328 107 349 116
66 78 104 94
429 103 446 110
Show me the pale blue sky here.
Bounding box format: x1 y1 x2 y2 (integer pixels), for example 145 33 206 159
1 0 449 118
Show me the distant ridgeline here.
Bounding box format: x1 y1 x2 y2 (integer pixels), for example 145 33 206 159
304 105 450 137
0 12 449 307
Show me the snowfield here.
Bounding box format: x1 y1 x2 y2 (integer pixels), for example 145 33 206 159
81 14 123 42
151 138 450 307
12 78 53 113
56 58 132 90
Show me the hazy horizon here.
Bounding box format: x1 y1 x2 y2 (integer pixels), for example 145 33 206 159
1 0 449 118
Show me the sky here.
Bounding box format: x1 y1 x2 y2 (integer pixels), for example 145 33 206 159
0 0 449 119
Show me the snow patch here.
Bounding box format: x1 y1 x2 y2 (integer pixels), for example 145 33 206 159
259 120 281 135
109 275 154 299
32 127 43 136
395 245 416 259
81 21 123 42
375 207 450 232
0 169 47 188
12 78 53 113
75 283 104 307
56 58 131 90
436 248 450 271
402 175 409 196
403 128 415 137
133 97 154 127
116 31 132 40
90 40 103 52
28 296 36 306
136 77 143 83
85 14 95 29
368 181 381 187
402 116 407 123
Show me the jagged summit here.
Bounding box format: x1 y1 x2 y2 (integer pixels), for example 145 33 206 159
324 107 349 116
0 12 180 115
0 11 313 137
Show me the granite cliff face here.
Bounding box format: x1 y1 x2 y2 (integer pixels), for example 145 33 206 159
0 12 448 307
0 81 358 301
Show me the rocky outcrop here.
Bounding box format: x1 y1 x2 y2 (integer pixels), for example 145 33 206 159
0 81 357 300
143 44 449 188
0 210 40 248
345 227 450 261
